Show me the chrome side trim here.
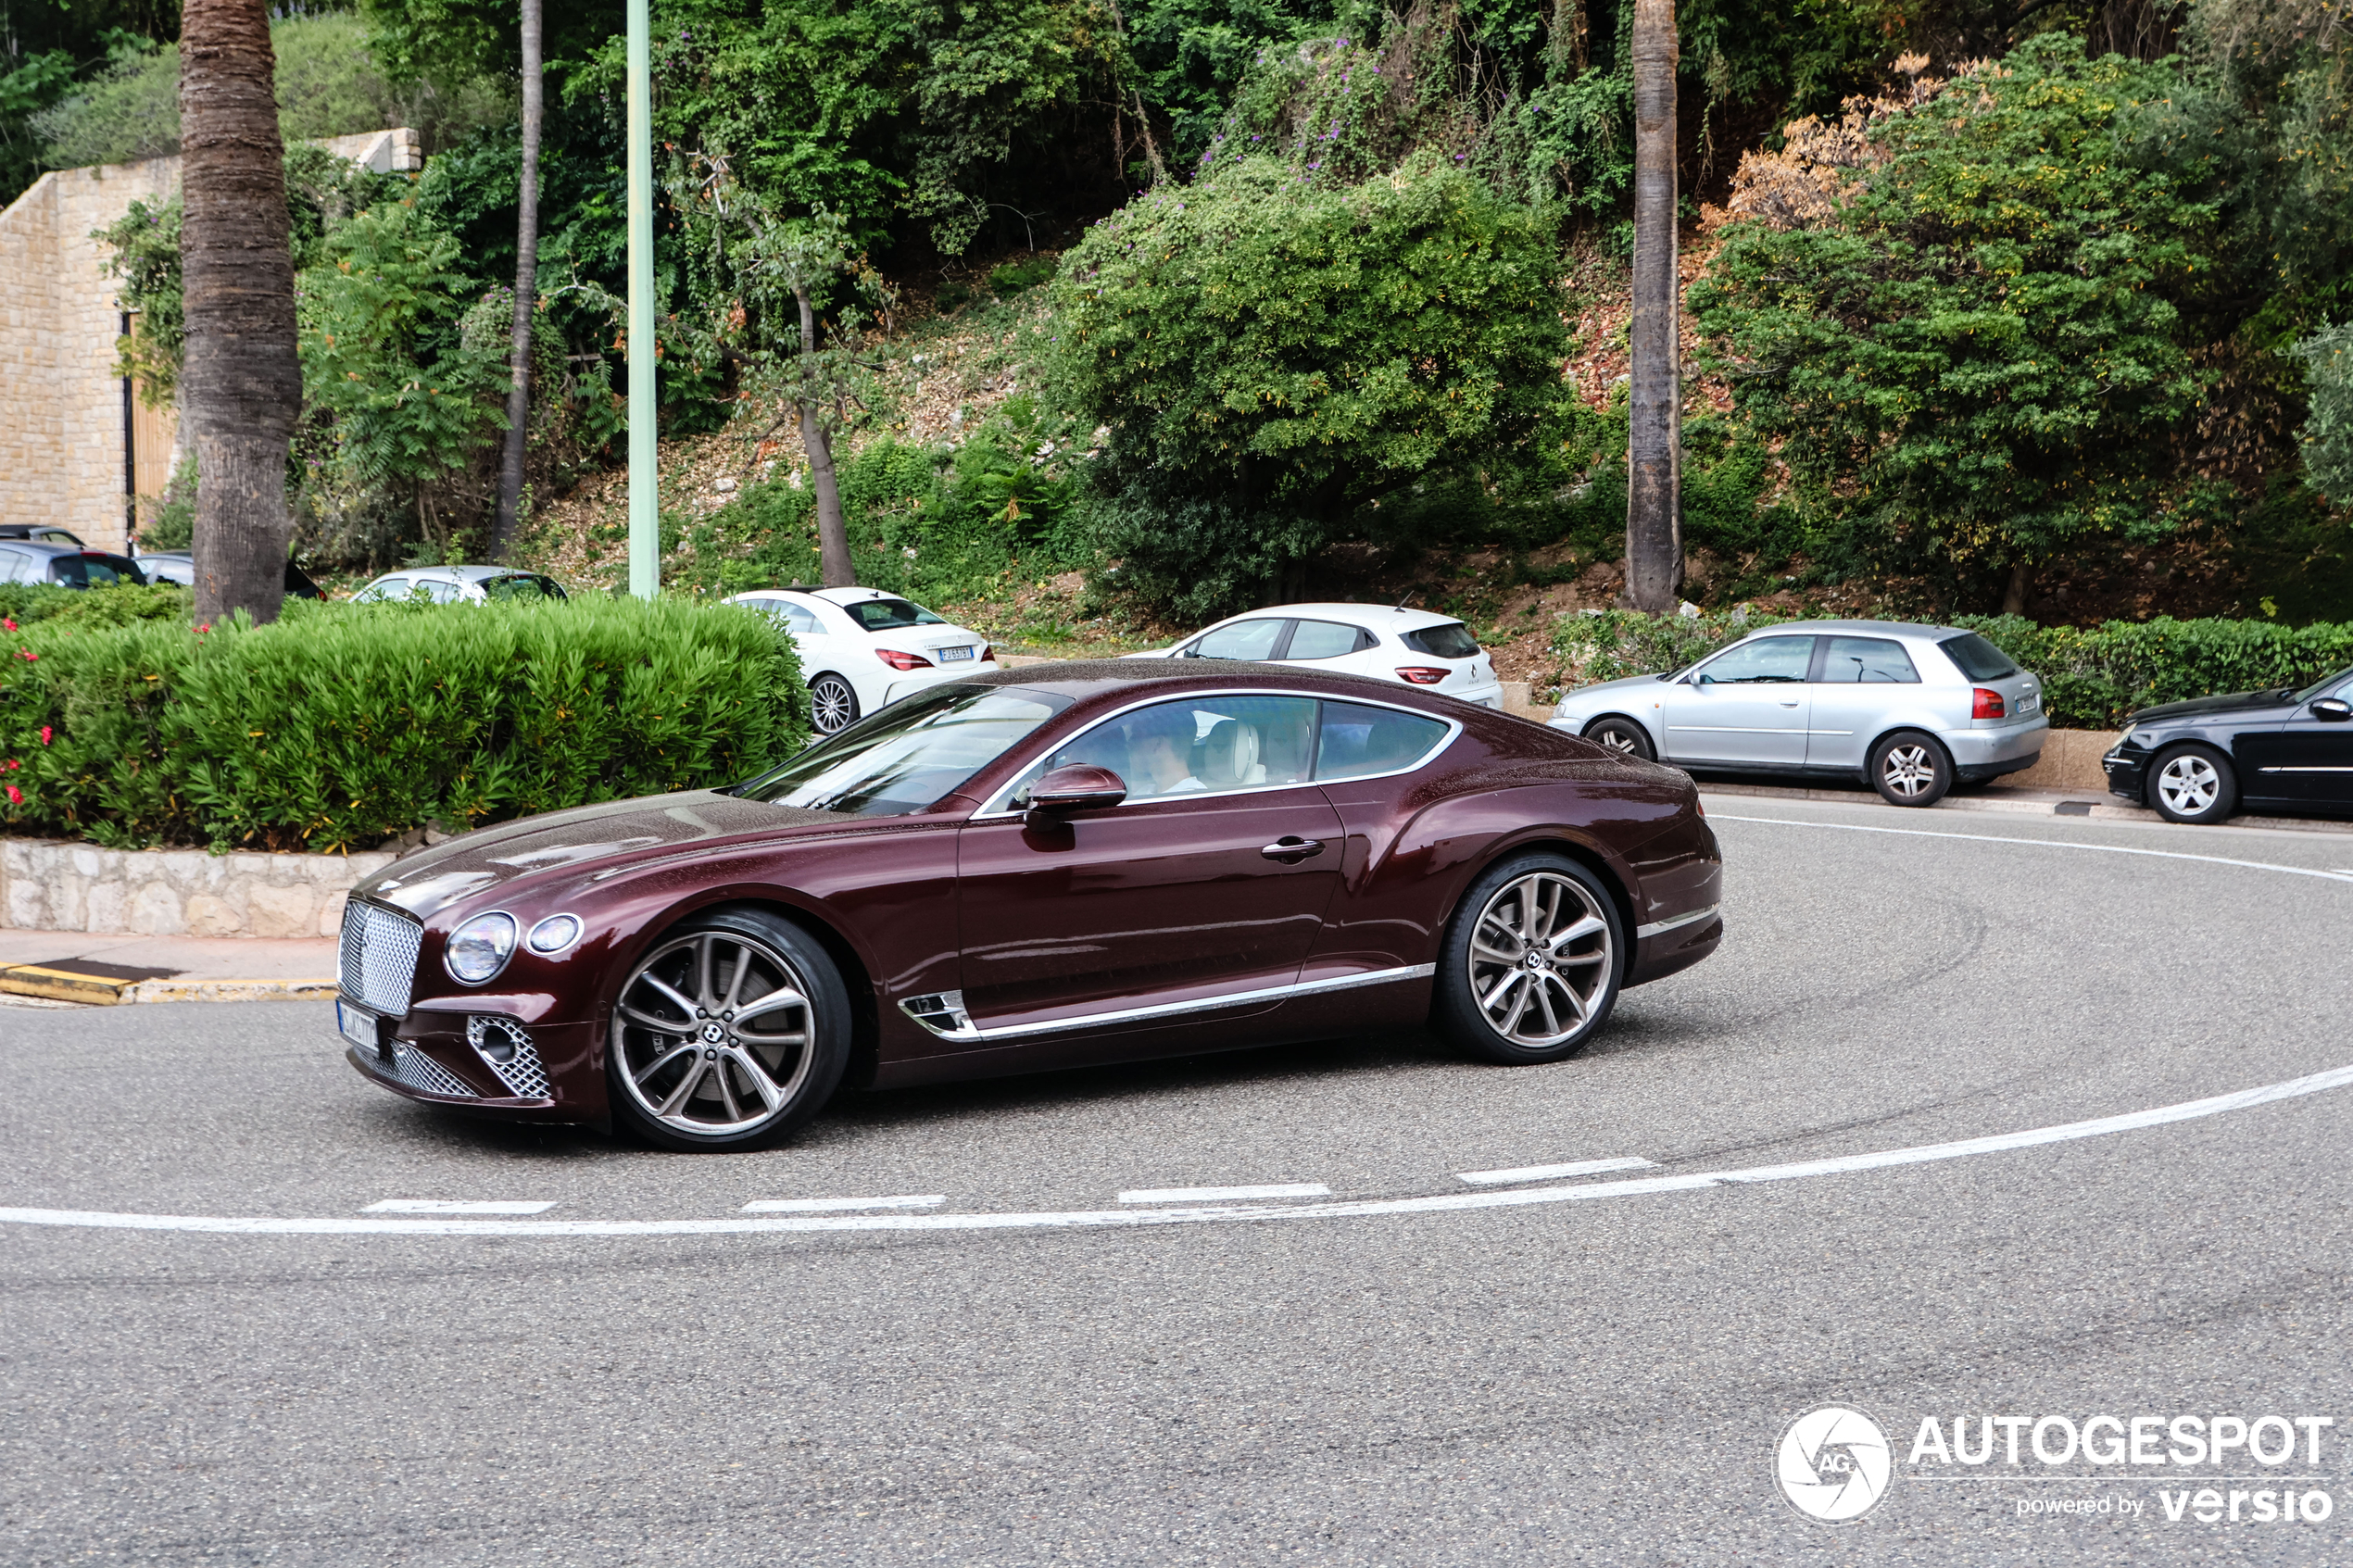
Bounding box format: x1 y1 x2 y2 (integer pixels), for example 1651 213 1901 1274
898 963 1438 1045
1634 904 1720 940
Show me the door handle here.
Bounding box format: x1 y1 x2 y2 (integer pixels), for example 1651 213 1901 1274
1261 835 1325 863
1779 700 1800 708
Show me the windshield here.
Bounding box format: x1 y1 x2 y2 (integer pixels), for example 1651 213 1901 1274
2293 665 2353 703
844 596 947 632
738 684 1068 816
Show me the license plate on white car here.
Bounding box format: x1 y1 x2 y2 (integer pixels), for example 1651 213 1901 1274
937 645 975 662
337 1000 379 1051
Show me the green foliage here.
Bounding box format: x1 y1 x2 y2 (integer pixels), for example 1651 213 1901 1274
1546 607 2353 728
0 583 190 631
30 33 177 169
2295 320 2353 502
1051 157 1568 618
297 197 510 511
0 596 809 851
1692 40 2218 588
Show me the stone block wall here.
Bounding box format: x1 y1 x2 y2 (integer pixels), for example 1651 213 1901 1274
1 839 395 937
0 129 422 553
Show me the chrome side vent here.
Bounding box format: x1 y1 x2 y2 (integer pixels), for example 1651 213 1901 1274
899 989 980 1041
383 1041 477 1098
467 1016 553 1100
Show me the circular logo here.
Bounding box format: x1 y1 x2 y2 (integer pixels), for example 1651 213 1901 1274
1776 1406 1892 1524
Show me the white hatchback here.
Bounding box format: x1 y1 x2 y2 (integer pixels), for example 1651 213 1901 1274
724 586 998 734
1128 603 1504 709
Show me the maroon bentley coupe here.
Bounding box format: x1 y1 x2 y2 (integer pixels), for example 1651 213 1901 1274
334 661 1723 1150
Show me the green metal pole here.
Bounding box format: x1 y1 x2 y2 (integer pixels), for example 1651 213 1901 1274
624 0 658 599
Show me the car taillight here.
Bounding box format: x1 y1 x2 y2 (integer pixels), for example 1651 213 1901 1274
1972 687 2007 719
875 648 934 671
977 644 994 663
1396 667 1450 685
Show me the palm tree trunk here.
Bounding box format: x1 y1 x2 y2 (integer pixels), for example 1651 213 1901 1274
1624 0 1682 614
796 286 853 586
490 0 544 561
179 0 300 625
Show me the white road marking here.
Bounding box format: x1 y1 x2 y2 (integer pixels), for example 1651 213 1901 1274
1118 1184 1331 1204
1709 812 2353 884
741 1195 946 1213
1457 1157 1656 1185
361 1199 557 1215
9 1060 2348 1238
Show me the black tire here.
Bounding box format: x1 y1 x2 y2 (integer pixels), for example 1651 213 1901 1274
2149 743 2236 824
606 908 851 1152
1869 730 1953 808
1583 716 1656 763
809 672 861 735
1432 852 1624 1064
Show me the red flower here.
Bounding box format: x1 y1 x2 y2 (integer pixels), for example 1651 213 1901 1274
38 726 50 745
3 759 17 771
0 618 14 631
17 648 33 662
195 622 211 634
4 784 19 806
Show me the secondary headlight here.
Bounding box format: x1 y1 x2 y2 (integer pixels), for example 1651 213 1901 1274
445 911 518 985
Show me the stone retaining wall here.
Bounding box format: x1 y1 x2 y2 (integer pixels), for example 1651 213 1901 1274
1 840 393 938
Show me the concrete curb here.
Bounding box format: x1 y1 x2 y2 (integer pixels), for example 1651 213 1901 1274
0 964 337 1006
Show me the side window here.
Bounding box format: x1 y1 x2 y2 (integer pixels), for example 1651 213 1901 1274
1190 619 1288 661
783 603 824 636
1695 636 1814 684
422 580 463 604
1817 636 1919 684
1285 620 1366 660
1315 700 1451 782
1014 696 1319 804
0 549 31 583
48 554 89 587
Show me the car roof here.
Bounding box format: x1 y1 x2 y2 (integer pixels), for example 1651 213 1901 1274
958 658 1466 710
809 586 921 607
0 540 94 558
134 551 193 562
1214 602 1467 633
1743 619 1968 639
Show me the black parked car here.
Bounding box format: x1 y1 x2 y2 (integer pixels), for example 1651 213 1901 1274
0 524 85 546
0 540 147 589
133 551 326 601
2103 666 2353 823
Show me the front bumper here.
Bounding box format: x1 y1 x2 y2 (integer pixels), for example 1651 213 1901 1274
2101 741 2149 803
1944 717 2048 781
340 995 599 1123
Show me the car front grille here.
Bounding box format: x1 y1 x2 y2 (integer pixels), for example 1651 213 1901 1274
382 1040 478 1098
339 899 423 1016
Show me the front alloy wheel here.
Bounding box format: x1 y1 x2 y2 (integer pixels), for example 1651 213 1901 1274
609 912 849 1150
1433 854 1622 1064
2151 745 2235 825
809 673 861 735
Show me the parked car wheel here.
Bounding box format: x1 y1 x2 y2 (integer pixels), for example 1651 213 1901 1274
1432 853 1622 1064
2150 744 2236 825
1869 730 1953 808
809 673 861 735
1582 716 1655 762
605 909 851 1152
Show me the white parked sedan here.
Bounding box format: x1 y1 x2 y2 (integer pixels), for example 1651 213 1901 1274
351 565 569 603
724 585 998 734
1128 603 1505 709
1547 618 2047 807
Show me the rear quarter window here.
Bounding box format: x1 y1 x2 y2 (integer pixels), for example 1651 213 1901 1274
1939 633 2018 681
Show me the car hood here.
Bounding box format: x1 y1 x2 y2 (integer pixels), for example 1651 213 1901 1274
1554 672 1670 708
355 791 847 920
2130 687 2295 724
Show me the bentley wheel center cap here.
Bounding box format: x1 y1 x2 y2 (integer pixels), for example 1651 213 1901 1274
1523 952 1548 971
701 1023 726 1045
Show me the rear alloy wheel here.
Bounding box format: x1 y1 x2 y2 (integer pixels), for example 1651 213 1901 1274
1583 717 1655 763
809 673 861 735
2150 744 2236 825
607 910 849 1151
1433 853 1622 1064
1869 730 1953 808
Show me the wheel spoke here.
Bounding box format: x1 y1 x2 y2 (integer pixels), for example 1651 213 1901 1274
1500 980 1532 1035
1528 976 1560 1036
1548 972 1589 1022
695 935 719 1011
732 1027 808 1047
719 946 753 1012
724 1047 782 1111
620 1004 694 1035
1471 939 1521 964
734 984 807 1022
657 1060 706 1117
1547 914 1604 950
631 1040 698 1086
712 1061 744 1122
1479 969 1526 1013
637 972 698 1021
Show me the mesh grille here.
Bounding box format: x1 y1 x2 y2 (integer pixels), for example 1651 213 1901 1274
383 1041 478 1098
467 1016 553 1100
340 899 422 1016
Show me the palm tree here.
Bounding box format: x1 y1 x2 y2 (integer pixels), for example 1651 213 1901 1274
179 0 301 623
491 0 544 560
1625 0 1681 613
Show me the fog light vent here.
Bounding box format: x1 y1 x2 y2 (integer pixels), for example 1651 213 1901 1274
466 1016 552 1099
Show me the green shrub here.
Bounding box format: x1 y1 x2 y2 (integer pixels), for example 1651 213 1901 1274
1545 609 2353 729
0 596 807 851
0 582 189 629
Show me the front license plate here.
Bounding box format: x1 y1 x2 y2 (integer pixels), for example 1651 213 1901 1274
937 645 975 662
337 1000 379 1051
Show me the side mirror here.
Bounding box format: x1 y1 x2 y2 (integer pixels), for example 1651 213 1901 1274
1023 764 1126 827
2313 697 2353 722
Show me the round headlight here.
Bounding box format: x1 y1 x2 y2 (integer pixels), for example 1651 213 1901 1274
527 913 582 955
445 912 518 985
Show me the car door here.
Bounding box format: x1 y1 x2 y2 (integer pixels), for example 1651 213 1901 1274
2236 675 2353 808
1804 635 1922 770
1656 635 1818 765
952 694 1341 1038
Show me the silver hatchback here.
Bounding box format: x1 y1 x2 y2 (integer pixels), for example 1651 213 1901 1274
1548 620 2048 806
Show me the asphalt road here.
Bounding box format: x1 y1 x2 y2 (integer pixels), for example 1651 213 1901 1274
3 795 2350 1566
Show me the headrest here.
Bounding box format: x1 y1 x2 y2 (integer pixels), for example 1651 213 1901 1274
1201 719 1260 784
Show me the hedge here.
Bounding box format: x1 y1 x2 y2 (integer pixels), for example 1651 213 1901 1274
0 595 809 851
1547 610 2353 729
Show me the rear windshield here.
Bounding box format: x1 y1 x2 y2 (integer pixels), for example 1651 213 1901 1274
52 552 143 587
1401 622 1480 659
1939 633 2018 681
844 597 946 632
